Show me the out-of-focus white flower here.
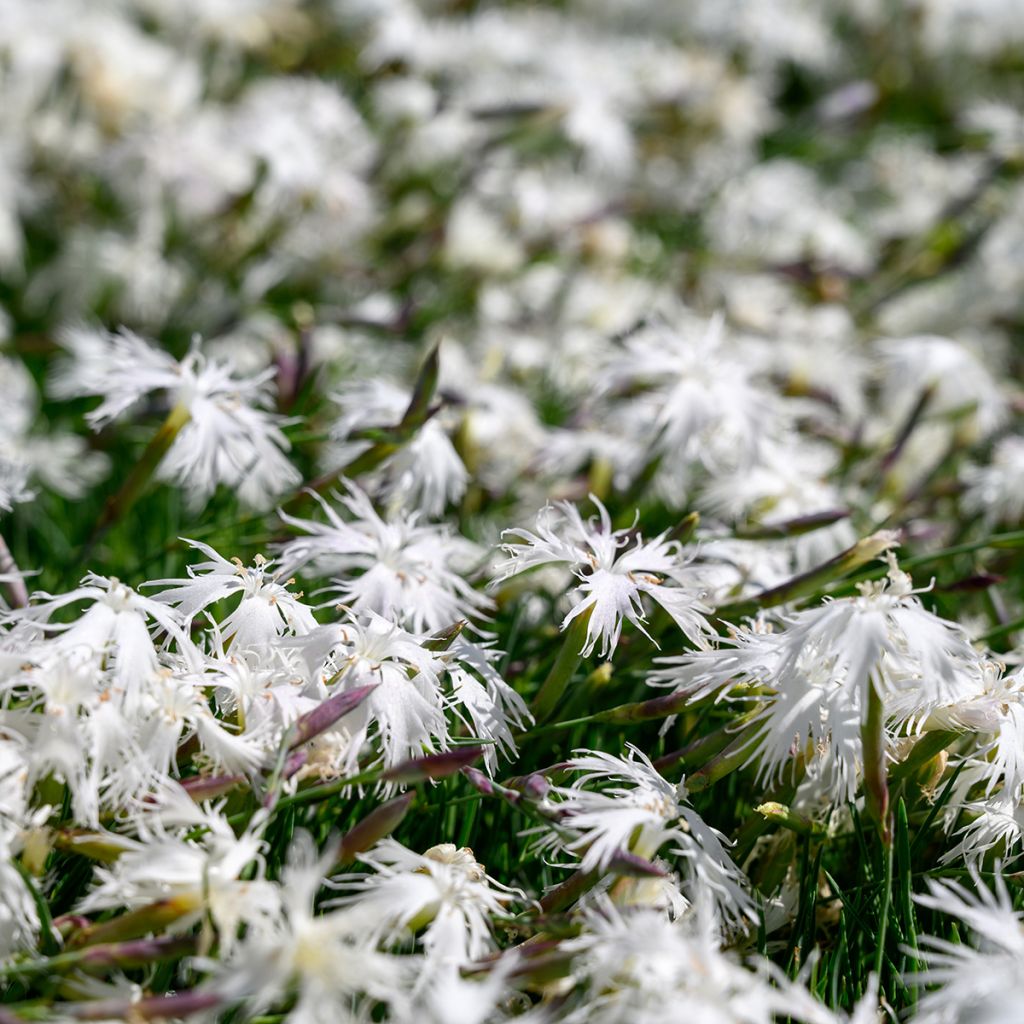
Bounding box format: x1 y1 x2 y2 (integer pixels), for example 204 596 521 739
494 495 713 657
67 13 201 133
0 453 33 512
0 356 107 500
213 830 408 1023
148 542 317 653
329 378 467 518
600 313 785 478
278 480 491 633
962 435 1024 526
334 839 519 969
875 334 1009 442
911 869 1024 1024
696 435 856 571
558 899 806 1024
53 328 299 509
707 160 874 274
535 745 753 928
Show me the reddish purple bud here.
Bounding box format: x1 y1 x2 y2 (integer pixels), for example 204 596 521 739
53 914 91 940
79 936 196 974
283 750 308 780
607 849 668 878
179 774 244 802
338 792 416 865
382 746 485 784
523 773 550 800
462 766 495 796
290 683 378 749
68 990 221 1021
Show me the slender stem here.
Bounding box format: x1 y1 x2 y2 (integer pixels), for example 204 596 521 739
87 402 191 550
875 834 895 982
530 607 593 724
715 530 899 621
862 682 891 846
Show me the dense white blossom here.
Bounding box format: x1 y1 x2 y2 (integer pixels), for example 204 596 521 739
494 496 713 657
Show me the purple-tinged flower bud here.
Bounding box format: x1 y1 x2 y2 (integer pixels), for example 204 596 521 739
179 774 244 802
337 792 416 865
382 746 485 784
289 683 378 749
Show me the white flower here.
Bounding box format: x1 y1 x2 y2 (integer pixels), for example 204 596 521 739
78 789 276 951
875 334 1009 442
559 899 807 1024
0 355 107 500
333 839 518 970
213 831 407 1024
52 328 299 509
494 495 713 658
0 453 33 512
278 480 492 633
328 378 467 517
148 542 317 653
599 312 783 476
445 636 531 771
0 831 40 957
292 612 444 763
962 435 1024 527
17 574 189 710
657 554 986 804
911 869 1024 1024
536 745 753 928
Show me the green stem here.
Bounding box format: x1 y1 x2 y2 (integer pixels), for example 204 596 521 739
88 402 191 547
875 833 895 983
863 683 891 846
715 531 898 621
530 607 593 724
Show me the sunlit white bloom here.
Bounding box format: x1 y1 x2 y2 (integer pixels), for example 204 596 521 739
78 791 274 952
494 495 713 658
17 574 189 708
1 648 165 824
52 328 299 509
278 480 491 632
149 542 317 652
559 899 803 1024
941 792 1024 864
214 831 407 1024
292 611 447 769
536 745 753 928
926 663 1024 801
335 839 519 969
657 553 985 803
911 869 1024 1024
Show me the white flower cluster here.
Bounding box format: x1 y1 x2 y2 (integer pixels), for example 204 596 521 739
2 1 1024 1023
